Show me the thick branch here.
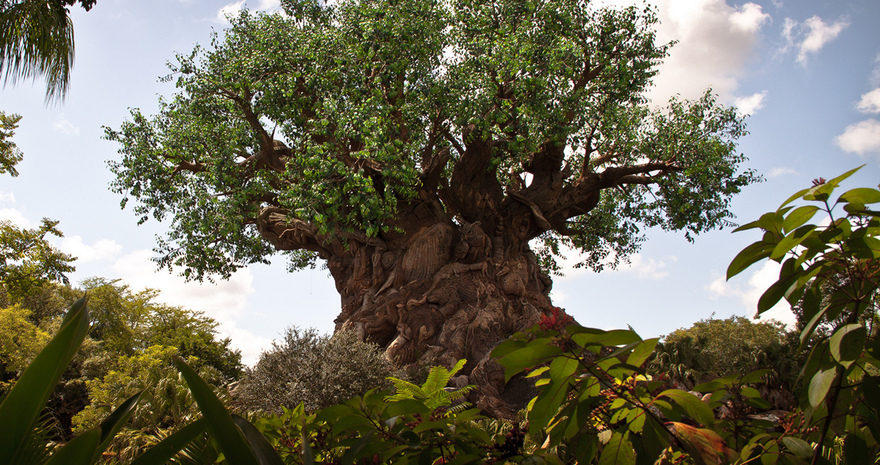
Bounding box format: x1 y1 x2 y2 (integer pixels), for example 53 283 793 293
255 206 329 255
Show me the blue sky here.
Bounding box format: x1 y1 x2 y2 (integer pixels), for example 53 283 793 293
1 0 879 364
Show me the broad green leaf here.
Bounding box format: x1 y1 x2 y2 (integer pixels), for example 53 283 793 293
756 211 784 236
498 341 562 382
384 399 431 417
549 355 579 382
232 415 285 465
780 436 812 458
782 205 819 233
94 391 143 461
844 433 870 464
839 187 880 205
809 367 837 409
45 427 101 465
829 324 866 367
727 240 774 279
597 432 635 465
756 271 799 315
0 296 90 465
529 375 571 436
656 390 714 426
571 329 640 348
770 225 816 260
627 338 659 368
799 303 829 348
130 418 208 465
174 357 259 465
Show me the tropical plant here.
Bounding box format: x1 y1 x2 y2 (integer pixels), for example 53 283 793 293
727 166 880 464
0 0 97 101
106 0 759 411
385 358 474 413
0 295 287 465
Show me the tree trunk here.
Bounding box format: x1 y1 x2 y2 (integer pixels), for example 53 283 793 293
272 203 555 418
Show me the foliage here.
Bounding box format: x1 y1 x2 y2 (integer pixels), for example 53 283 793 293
728 166 880 464
0 295 286 465
106 0 759 281
0 304 49 376
61 278 243 380
650 316 804 407
0 0 97 101
0 218 75 302
236 327 393 414
0 109 23 176
385 358 474 413
255 373 512 464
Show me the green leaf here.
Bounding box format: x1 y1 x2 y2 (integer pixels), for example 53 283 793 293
571 329 640 348
756 271 799 315
829 324 866 367
839 187 880 205
0 296 90 465
45 427 101 465
771 225 817 260
528 375 571 436
782 205 819 233
95 391 143 461
498 341 562 382
780 436 813 458
726 240 773 279
549 355 579 382
844 433 870 464
627 338 659 368
656 390 715 426
232 415 285 465
808 367 837 409
598 432 635 465
384 399 431 417
130 418 209 465
174 357 259 465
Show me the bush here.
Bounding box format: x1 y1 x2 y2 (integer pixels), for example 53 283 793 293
235 327 395 413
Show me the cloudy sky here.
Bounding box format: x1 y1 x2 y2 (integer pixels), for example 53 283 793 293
1 0 878 364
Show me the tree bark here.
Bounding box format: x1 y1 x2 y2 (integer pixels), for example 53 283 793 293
257 199 554 418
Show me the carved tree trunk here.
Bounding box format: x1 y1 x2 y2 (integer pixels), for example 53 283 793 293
257 196 556 418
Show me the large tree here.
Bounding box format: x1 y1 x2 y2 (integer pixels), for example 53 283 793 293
107 0 759 415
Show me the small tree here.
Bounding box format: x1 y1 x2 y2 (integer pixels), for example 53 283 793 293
0 219 75 302
236 327 394 413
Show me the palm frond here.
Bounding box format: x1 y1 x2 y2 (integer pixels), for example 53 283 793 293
0 0 74 101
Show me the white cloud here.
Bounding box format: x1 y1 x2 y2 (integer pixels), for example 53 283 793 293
783 16 849 65
646 0 771 104
0 208 32 228
0 191 15 204
836 119 880 156
768 167 796 177
707 261 796 326
52 115 80 136
856 88 880 114
216 0 281 23
734 91 767 115
59 236 122 263
110 249 268 364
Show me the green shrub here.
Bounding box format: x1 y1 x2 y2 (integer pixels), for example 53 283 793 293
235 327 394 413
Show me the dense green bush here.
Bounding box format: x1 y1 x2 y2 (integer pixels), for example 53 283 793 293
235 327 394 414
